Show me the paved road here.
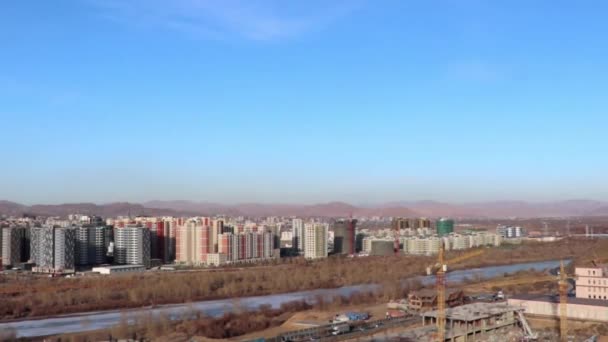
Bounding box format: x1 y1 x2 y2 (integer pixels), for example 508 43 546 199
250 316 419 342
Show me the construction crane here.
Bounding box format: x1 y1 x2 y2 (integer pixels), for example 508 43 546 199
475 260 573 342
428 243 484 341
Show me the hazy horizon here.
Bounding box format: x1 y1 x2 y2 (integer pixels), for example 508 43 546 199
2 1 608 204
4 197 608 208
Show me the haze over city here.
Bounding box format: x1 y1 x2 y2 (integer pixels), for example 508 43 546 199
1 1 607 205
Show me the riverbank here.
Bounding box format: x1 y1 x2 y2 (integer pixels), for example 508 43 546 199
0 258 568 338
0 239 603 323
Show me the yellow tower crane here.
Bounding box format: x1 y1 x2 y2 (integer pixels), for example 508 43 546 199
428 244 484 341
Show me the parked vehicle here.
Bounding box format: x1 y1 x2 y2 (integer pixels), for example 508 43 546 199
332 323 351 335
386 309 408 319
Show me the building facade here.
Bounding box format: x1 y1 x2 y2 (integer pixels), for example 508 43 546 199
75 226 107 266
2 227 25 267
575 265 608 300
332 219 357 255
304 223 328 259
31 226 76 273
114 226 151 267
292 218 304 253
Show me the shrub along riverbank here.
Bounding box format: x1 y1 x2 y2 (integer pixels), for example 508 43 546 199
0 238 602 321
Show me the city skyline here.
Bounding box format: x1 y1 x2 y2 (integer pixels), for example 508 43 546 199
2 1 608 203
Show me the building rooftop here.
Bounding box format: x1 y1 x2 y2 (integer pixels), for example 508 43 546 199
509 294 608 307
422 302 520 321
92 265 145 270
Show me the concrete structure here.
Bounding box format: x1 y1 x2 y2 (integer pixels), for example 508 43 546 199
1 227 24 267
575 264 608 300
92 264 145 275
414 217 431 229
509 294 608 322
436 218 454 236
31 226 76 273
422 302 523 341
332 219 357 255
370 239 394 256
392 217 410 231
408 289 465 311
114 226 151 267
304 223 328 259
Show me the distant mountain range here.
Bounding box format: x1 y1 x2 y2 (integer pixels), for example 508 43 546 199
1 199 607 219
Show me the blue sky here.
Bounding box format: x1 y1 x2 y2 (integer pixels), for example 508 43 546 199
1 0 608 204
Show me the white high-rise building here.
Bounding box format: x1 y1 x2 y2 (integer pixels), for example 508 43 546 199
114 227 151 267
303 223 328 259
292 218 304 253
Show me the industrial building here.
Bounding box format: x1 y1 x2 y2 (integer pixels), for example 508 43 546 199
508 294 608 322
114 226 151 268
92 264 145 275
421 302 529 342
436 218 455 236
304 223 328 259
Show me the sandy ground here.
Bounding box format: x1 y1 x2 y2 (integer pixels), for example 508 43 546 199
216 303 391 341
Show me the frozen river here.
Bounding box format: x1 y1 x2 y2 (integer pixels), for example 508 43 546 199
0 259 564 338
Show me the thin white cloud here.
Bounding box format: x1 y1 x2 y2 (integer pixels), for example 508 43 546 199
89 0 362 41
445 61 506 83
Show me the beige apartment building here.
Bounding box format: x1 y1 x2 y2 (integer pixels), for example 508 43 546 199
575 265 608 300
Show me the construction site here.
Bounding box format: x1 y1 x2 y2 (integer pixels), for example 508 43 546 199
364 224 608 342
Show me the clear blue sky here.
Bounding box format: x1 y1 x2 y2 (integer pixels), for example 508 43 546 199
1 0 607 204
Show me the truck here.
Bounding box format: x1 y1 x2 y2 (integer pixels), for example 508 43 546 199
385 309 408 319
345 312 369 321
333 312 369 323
331 323 351 335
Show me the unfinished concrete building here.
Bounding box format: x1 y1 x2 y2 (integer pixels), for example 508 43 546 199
421 302 533 341
408 289 465 311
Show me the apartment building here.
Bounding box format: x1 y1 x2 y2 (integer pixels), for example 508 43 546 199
114 226 151 267
304 223 328 259
31 226 76 273
175 219 209 265
75 226 107 266
576 264 608 300
2 227 25 267
292 218 304 253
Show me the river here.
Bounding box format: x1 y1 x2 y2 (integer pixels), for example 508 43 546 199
0 259 564 338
